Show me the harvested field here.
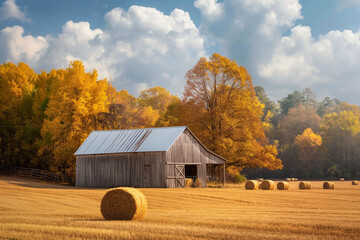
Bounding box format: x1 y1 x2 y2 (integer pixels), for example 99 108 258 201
0 176 359 240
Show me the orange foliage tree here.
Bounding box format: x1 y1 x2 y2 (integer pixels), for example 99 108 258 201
179 53 282 171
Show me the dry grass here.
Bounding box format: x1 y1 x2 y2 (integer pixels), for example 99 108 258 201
0 176 360 240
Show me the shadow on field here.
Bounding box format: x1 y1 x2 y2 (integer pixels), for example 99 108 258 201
72 219 106 222
1 175 112 190
0 175 75 189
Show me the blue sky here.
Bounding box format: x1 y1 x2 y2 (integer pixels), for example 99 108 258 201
1 0 360 104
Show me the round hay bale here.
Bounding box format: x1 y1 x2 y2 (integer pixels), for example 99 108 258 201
340 178 345 181
100 187 147 220
193 178 202 188
245 180 259 190
185 178 193 188
277 181 289 190
299 181 311 190
291 178 295 181
294 178 298 181
261 180 275 190
352 180 358 185
286 178 292 182
323 181 335 189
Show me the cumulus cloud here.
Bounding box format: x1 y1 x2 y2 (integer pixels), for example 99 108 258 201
195 0 360 103
0 6 205 96
260 26 360 103
195 0 302 62
0 0 29 22
0 26 48 67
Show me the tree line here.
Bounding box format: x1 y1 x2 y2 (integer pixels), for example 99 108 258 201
252 87 360 179
0 53 359 180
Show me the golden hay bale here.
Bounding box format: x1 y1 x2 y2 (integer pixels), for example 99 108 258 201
100 187 147 220
294 178 298 181
185 178 193 188
277 181 289 190
299 181 311 190
286 178 292 182
291 178 295 181
193 178 202 188
257 178 264 181
323 181 335 189
261 180 275 190
352 180 358 185
245 180 259 190
340 178 345 181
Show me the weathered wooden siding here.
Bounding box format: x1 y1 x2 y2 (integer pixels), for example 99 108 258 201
76 152 166 188
165 129 224 187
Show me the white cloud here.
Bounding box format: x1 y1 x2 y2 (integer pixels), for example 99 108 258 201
195 0 360 103
260 26 360 102
195 0 302 69
0 26 48 67
194 0 224 20
0 6 206 96
0 0 29 22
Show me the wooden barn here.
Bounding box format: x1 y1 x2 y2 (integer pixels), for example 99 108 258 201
75 126 226 188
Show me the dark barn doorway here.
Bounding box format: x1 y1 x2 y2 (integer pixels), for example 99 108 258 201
185 165 197 180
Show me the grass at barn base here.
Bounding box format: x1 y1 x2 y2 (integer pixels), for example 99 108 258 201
0 176 359 239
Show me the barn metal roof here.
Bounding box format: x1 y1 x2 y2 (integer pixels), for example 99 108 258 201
74 126 187 155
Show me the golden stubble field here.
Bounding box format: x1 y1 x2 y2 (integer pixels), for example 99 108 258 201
0 176 359 240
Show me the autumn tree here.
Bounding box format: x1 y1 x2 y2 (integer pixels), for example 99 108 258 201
277 105 322 145
0 62 37 168
41 61 108 177
320 111 360 177
96 87 160 130
178 53 282 171
294 128 322 177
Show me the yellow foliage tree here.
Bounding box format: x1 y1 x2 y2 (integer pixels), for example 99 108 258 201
294 128 322 172
0 62 37 167
41 61 108 177
179 53 282 170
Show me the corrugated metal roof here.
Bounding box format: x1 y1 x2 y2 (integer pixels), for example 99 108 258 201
74 126 187 155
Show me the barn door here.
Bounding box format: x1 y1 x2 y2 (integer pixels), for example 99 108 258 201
175 165 185 188
143 165 152 187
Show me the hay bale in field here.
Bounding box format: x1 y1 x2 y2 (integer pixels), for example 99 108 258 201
257 178 264 181
100 187 147 220
261 180 275 190
193 178 202 188
291 178 295 181
185 178 193 188
323 181 335 189
277 181 289 190
340 178 345 181
352 180 358 185
245 180 259 190
294 178 298 181
286 178 292 182
299 181 311 190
